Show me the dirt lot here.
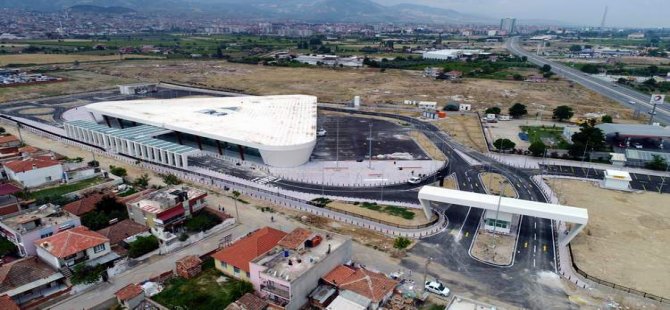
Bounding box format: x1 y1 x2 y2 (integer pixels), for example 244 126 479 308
480 173 517 198
0 70 135 103
327 200 431 227
471 231 515 265
441 173 458 190
434 114 488 152
83 60 632 119
0 54 162 66
407 130 447 161
547 179 670 298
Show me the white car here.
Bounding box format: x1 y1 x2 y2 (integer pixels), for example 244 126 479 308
408 176 422 185
633 143 643 149
317 128 327 137
425 280 450 297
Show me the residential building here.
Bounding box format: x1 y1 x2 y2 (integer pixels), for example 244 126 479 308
417 101 438 111
96 219 150 256
0 183 22 216
225 293 268 310
422 49 484 60
176 255 202 279
62 192 106 217
249 228 352 310
66 95 318 168
500 18 517 34
0 135 20 148
115 283 145 310
0 204 81 256
321 265 398 310
3 157 64 188
0 295 20 310
459 104 472 112
125 186 207 245
34 226 118 271
0 257 67 307
212 227 287 281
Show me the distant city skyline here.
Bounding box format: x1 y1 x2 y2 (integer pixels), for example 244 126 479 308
374 0 668 28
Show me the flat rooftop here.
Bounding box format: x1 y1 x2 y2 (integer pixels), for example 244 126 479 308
0 204 78 233
85 95 318 149
252 230 347 282
127 186 206 214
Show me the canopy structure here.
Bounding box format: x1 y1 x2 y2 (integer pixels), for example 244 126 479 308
418 186 588 245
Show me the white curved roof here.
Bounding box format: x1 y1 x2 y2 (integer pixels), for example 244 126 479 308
85 95 318 149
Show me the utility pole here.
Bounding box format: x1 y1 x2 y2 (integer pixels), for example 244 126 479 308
336 117 340 168
421 257 432 294
368 123 373 169
491 180 508 263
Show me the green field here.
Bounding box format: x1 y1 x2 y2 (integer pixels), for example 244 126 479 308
152 259 253 310
520 125 571 149
29 176 107 201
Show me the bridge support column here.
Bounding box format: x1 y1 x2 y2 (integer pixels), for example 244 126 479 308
560 223 586 246
418 198 433 220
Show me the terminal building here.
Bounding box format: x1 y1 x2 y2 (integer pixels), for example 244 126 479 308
64 95 318 168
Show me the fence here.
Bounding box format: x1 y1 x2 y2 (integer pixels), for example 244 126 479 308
568 245 668 304
0 115 447 239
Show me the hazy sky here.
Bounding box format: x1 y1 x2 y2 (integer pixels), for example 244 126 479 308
374 0 669 28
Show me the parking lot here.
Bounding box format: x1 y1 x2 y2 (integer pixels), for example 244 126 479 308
541 164 669 193
312 114 429 161
0 86 224 125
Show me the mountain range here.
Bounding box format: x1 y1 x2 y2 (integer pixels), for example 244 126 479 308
0 0 495 24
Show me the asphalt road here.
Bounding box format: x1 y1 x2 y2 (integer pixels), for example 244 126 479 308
541 164 670 193
506 37 670 125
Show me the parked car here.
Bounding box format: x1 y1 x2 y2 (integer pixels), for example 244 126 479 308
633 142 643 149
408 176 422 185
425 280 450 297
317 128 327 137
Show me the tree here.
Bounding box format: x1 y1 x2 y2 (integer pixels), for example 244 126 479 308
82 196 128 230
552 105 574 122
70 263 106 285
109 165 127 178
568 123 606 158
508 103 528 118
393 237 412 250
493 138 516 151
485 107 501 115
128 235 159 258
580 64 600 74
161 174 182 186
133 173 150 189
528 141 547 157
540 64 552 73
215 46 224 59
0 237 17 257
87 160 99 167
646 155 668 171
512 73 524 81
601 115 613 123
569 44 582 52
185 211 222 232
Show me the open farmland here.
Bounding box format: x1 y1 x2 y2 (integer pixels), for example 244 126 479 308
0 53 162 66
547 179 670 298
82 60 635 120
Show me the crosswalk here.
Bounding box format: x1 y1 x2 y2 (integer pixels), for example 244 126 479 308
252 176 281 185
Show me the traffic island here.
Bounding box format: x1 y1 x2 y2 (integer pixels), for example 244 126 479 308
469 226 518 266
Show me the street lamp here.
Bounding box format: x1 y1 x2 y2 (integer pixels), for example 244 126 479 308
491 179 509 263
368 122 373 169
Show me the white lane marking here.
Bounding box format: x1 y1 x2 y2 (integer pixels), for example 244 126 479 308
533 258 536 268
456 207 473 241
534 233 536 241
533 245 537 253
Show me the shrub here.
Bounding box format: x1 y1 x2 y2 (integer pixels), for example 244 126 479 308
185 211 222 232
109 165 127 178
128 235 159 258
393 237 412 250
0 237 17 257
485 107 501 115
133 173 150 189
70 263 106 285
161 173 182 185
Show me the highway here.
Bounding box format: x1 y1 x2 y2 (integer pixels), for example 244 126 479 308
506 37 670 125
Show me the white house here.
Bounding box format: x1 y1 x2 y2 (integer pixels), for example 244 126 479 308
3 157 63 188
459 104 472 111
34 226 116 270
418 101 437 110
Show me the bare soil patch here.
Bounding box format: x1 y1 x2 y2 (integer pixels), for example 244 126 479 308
407 130 447 161
547 179 670 298
0 54 162 66
470 231 515 265
480 173 517 198
434 114 488 152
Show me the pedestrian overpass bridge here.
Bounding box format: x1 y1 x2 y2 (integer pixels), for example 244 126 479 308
418 186 588 245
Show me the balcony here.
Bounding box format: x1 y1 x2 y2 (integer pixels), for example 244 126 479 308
261 284 290 300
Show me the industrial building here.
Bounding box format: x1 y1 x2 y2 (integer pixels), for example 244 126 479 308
422 49 485 60
65 95 318 168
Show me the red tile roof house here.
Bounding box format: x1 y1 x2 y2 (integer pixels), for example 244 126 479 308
63 192 107 217
0 135 21 148
2 157 64 188
0 257 68 308
176 255 203 279
0 183 22 216
96 219 150 256
33 226 120 273
225 292 268 310
212 227 287 281
321 265 399 310
115 283 144 309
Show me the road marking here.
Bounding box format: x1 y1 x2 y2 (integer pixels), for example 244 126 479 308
533 258 536 268
642 184 646 191
534 222 537 229
465 232 469 238
456 207 472 240
524 241 528 248
543 245 547 252
534 233 536 241
533 245 537 253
